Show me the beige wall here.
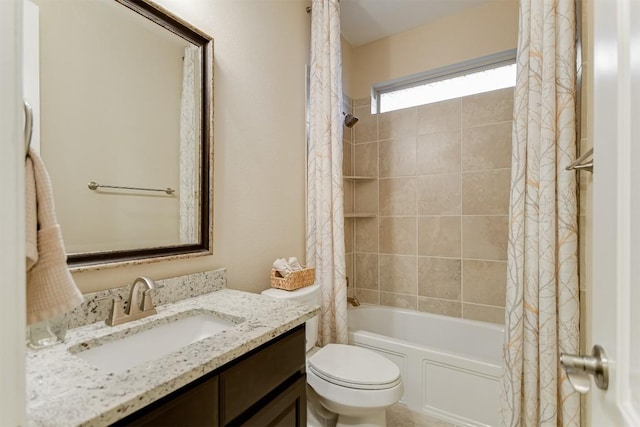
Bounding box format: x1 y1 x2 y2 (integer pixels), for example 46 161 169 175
341 36 354 98
71 0 310 293
36 0 185 252
348 88 513 324
350 0 519 100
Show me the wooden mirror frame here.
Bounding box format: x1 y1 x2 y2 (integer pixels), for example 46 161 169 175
68 0 213 269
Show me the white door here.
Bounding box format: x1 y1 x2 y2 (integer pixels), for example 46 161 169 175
589 0 640 424
0 0 26 425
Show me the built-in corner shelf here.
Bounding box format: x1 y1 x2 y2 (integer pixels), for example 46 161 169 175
344 212 376 218
343 175 376 181
343 176 376 219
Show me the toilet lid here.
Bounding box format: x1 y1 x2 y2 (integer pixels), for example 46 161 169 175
308 344 401 390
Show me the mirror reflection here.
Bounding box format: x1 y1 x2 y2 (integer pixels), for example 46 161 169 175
33 0 212 265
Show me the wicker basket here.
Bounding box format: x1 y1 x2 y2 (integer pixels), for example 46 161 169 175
270 267 316 291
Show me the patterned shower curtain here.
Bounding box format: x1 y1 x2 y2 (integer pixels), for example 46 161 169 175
306 0 348 346
500 0 580 425
179 45 199 244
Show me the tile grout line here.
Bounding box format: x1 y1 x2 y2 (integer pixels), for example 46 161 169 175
460 97 465 320
414 106 419 311
376 107 381 305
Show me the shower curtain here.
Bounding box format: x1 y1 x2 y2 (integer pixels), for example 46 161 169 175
500 0 580 426
179 45 199 244
306 0 348 345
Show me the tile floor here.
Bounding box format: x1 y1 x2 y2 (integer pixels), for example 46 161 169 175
386 403 463 427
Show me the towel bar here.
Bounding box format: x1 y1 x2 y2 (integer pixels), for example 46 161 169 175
88 181 175 195
24 100 33 157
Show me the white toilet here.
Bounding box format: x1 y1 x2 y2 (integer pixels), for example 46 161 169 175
261 284 403 427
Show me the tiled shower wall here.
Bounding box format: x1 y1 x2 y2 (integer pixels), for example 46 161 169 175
344 95 355 292
344 87 514 324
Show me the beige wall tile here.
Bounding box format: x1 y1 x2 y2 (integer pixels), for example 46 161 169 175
418 216 461 257
462 260 507 306
354 179 378 214
344 180 354 214
417 131 461 175
346 252 354 288
462 303 504 324
461 87 514 128
343 141 353 175
418 297 462 317
343 125 353 144
462 169 511 215
355 253 378 289
462 216 509 261
379 137 417 178
379 107 417 141
379 254 418 295
350 87 516 323
379 177 416 216
579 173 586 216
418 257 461 300
354 141 378 177
417 174 461 215
345 216 354 253
579 214 586 291
379 217 417 255
354 105 378 143
380 292 417 310
462 121 512 171
356 288 379 304
418 98 461 135
355 217 378 253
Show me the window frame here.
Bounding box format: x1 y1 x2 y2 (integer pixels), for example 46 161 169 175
371 49 517 114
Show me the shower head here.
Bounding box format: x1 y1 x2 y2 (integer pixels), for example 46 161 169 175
343 113 359 128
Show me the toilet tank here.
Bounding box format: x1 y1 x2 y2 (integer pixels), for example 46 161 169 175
261 284 320 352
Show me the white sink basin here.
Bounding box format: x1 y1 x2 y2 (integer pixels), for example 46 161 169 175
73 313 238 373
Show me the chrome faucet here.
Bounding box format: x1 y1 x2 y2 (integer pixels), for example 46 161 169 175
107 277 158 326
347 296 360 307
345 276 360 306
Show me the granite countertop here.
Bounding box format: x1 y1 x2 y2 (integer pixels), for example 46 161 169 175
26 289 318 427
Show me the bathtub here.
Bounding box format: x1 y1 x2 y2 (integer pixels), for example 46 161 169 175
347 305 504 427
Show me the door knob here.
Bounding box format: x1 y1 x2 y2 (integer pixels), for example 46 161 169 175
560 345 609 394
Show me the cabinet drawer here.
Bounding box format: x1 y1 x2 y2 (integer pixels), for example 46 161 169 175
219 325 305 425
113 375 218 427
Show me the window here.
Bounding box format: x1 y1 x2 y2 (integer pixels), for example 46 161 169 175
372 50 517 114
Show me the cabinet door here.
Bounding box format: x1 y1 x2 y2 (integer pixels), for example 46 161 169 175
238 375 306 427
113 376 218 427
219 326 305 425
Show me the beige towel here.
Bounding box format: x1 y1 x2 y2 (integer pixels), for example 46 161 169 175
25 157 37 270
26 148 83 325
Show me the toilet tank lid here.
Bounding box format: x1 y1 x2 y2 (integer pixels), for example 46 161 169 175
261 283 320 299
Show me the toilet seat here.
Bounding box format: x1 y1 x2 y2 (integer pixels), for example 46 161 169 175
308 344 401 390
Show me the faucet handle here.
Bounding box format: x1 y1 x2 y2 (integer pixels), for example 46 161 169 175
106 299 126 326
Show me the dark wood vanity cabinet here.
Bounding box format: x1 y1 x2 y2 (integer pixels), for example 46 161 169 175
113 325 306 427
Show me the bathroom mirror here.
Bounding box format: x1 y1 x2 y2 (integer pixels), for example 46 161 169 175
34 0 213 267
